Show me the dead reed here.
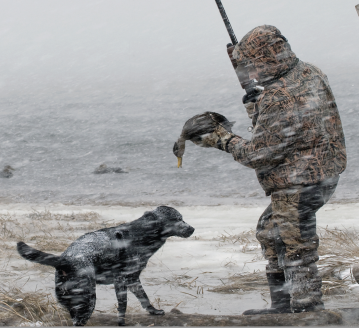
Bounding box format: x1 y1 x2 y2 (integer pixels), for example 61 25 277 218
0 284 70 326
210 226 359 296
0 209 125 326
208 270 267 294
317 226 359 295
0 210 123 253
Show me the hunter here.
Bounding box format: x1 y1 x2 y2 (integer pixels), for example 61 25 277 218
199 25 347 314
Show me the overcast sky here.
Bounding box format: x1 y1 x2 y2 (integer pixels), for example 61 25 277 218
0 0 358 98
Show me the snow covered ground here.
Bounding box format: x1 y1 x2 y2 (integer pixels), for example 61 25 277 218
1 202 359 323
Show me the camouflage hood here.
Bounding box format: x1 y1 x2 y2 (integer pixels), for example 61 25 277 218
232 25 298 85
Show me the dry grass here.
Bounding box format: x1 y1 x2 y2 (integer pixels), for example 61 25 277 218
0 209 126 326
209 227 359 296
0 210 123 253
0 284 70 326
318 226 359 265
208 270 267 294
217 229 260 253
317 226 359 295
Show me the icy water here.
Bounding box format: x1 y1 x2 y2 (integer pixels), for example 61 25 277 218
1 0 359 206
1 68 359 206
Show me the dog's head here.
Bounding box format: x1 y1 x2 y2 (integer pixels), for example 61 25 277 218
152 206 194 239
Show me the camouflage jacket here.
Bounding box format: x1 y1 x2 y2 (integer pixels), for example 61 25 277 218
227 26 346 195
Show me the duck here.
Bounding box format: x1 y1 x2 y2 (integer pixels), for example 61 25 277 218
93 164 127 174
173 112 235 168
0 165 15 178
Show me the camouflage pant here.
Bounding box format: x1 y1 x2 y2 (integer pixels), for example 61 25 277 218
257 176 339 309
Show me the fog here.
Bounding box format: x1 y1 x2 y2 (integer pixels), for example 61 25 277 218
0 1 358 205
1 0 358 100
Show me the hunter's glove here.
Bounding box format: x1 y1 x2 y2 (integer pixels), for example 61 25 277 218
196 125 236 152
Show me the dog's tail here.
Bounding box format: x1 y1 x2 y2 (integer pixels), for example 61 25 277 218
17 241 62 267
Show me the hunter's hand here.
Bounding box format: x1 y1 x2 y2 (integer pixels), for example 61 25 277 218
194 125 236 151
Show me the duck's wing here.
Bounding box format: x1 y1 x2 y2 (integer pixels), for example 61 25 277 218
207 112 235 132
180 111 235 144
181 113 217 141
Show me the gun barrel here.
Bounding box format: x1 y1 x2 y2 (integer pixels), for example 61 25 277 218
215 0 238 45
214 0 260 100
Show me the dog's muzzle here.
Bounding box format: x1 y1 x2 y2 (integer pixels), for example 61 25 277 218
179 223 195 238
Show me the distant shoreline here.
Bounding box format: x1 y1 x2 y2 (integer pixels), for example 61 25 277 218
0 195 357 208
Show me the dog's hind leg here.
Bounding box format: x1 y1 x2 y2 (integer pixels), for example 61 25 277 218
56 263 96 326
114 276 128 326
127 274 165 316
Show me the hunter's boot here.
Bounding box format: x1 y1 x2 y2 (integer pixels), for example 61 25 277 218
242 267 291 315
285 262 324 313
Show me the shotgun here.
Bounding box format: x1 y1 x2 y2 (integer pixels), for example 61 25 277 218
214 0 263 103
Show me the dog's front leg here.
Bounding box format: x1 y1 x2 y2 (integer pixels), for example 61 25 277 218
128 276 165 316
113 276 128 326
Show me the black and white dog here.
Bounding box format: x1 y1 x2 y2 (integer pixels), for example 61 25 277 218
17 206 194 326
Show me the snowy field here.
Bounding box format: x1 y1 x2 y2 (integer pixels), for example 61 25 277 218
1 202 359 325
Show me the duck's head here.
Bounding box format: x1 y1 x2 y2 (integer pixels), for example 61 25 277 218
173 137 186 168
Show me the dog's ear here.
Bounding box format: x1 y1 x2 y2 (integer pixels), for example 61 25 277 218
142 212 161 232
115 229 129 240
143 211 159 221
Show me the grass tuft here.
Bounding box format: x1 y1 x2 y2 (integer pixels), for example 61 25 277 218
210 227 359 297
0 285 70 326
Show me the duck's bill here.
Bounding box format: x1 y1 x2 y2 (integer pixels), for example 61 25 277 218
177 157 182 168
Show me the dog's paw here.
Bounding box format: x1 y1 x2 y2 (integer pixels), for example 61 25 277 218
146 305 165 316
118 317 125 326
